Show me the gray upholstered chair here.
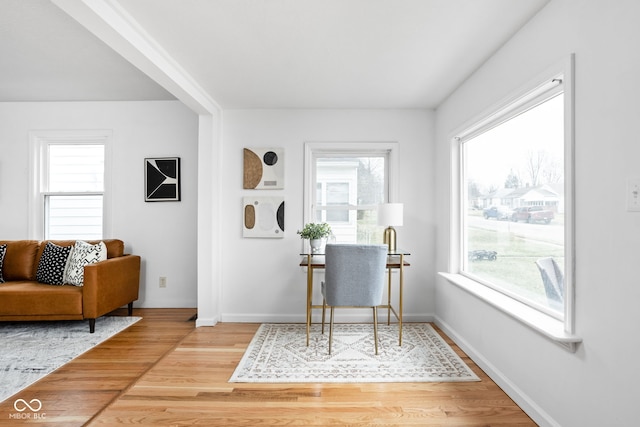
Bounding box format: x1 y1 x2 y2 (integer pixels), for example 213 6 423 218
321 244 388 355
535 257 564 310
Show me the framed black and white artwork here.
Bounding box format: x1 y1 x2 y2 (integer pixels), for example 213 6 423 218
145 157 181 202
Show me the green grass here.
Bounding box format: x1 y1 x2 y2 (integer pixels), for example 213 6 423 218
467 227 564 305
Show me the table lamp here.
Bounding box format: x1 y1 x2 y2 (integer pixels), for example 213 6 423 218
378 203 403 252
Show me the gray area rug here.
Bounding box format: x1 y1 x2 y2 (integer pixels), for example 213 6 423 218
0 316 141 402
230 323 480 383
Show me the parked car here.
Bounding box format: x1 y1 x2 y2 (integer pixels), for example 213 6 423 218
468 249 497 261
483 206 511 220
510 206 554 224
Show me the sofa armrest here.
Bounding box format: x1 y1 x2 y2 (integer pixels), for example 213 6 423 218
82 254 141 319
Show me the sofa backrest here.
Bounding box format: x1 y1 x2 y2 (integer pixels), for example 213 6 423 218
0 239 125 281
0 240 40 281
36 239 124 262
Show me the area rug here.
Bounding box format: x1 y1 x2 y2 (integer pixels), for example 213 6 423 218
0 316 141 403
229 323 479 383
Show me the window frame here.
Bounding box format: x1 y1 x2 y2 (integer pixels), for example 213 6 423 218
303 141 399 242
461 90 565 320
444 55 579 348
29 130 112 240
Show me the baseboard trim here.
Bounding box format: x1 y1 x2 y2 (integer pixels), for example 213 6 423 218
434 315 560 427
219 313 435 324
195 316 218 327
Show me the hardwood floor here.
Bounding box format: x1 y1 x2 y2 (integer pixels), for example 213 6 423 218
0 308 196 427
0 309 536 426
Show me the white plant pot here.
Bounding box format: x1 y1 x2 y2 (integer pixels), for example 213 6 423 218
310 238 323 253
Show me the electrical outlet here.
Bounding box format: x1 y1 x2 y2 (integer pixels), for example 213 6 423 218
159 276 167 288
628 179 640 211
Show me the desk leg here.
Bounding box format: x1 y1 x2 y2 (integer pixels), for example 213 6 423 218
399 254 404 346
306 255 312 346
387 266 392 325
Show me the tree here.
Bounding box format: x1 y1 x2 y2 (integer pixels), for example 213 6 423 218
542 158 563 183
524 150 547 186
523 150 563 186
504 169 521 189
525 150 564 187
468 180 481 201
358 158 384 205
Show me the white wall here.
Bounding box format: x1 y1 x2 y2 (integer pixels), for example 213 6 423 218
220 109 435 322
435 1 640 426
0 100 199 308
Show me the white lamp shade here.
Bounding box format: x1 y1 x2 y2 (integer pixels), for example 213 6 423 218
377 203 403 226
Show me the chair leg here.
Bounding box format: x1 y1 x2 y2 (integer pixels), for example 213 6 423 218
329 307 335 355
321 298 326 334
373 307 379 355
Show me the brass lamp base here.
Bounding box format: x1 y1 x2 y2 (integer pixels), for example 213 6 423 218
383 226 397 252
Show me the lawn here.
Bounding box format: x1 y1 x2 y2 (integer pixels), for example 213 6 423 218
467 227 564 307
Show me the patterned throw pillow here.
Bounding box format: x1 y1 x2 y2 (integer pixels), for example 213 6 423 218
63 241 107 287
0 244 6 283
36 242 72 285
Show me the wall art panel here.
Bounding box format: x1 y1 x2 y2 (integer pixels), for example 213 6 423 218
243 148 284 189
145 157 181 202
243 197 285 238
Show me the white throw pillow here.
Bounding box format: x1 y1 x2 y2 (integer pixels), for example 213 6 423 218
63 241 107 286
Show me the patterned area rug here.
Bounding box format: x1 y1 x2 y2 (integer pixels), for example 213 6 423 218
0 316 141 403
230 323 479 383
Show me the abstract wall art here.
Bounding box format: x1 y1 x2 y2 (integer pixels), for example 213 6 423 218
243 148 284 189
145 157 181 202
243 197 285 238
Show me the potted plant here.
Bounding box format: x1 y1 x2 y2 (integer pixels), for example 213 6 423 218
297 222 332 253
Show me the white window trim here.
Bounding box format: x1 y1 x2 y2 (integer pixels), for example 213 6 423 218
442 55 581 351
28 130 113 240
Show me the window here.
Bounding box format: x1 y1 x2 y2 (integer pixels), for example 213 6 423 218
304 142 398 244
451 58 575 335
30 131 110 240
318 182 350 223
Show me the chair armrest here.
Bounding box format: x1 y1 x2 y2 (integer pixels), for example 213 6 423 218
82 254 141 319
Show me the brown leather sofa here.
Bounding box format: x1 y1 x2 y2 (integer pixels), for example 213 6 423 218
0 239 140 332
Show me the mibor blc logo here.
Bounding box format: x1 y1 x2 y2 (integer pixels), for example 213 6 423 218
10 399 46 420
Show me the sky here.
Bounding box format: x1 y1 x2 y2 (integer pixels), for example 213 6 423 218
465 93 564 192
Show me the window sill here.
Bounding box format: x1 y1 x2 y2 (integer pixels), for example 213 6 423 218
438 272 582 352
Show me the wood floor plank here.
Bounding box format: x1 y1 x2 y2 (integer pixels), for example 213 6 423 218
89 322 535 426
0 308 197 427
0 312 536 426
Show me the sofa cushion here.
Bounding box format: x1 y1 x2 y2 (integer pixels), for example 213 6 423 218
36 242 72 285
0 281 83 316
64 241 107 286
0 244 6 283
0 240 40 281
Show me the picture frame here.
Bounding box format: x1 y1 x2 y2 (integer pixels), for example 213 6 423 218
243 196 285 238
145 157 181 202
243 147 284 189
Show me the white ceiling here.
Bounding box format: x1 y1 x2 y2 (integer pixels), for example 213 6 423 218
0 0 550 109
0 0 175 102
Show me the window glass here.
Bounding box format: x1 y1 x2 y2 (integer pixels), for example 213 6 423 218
326 182 350 222
462 92 565 317
48 144 104 192
311 153 388 244
45 195 103 240
44 143 105 239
